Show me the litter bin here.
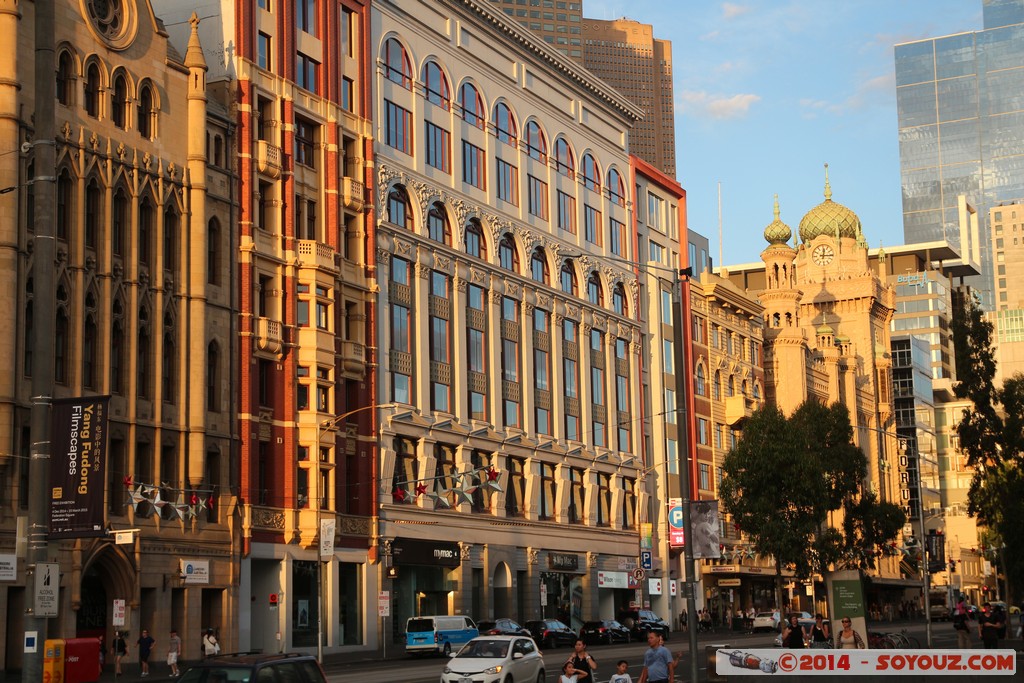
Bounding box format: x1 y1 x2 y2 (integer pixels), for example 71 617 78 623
706 643 729 682
44 638 102 683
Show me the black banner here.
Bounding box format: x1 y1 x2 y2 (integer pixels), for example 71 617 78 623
49 396 110 538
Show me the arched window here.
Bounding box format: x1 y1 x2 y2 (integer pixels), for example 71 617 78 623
56 51 74 106
695 365 706 397
139 198 155 266
525 121 546 161
162 331 176 402
554 138 574 177
587 272 603 305
112 74 128 129
163 205 178 273
428 202 451 244
713 370 721 400
85 178 102 249
112 187 128 257
582 153 600 192
110 321 124 394
458 82 484 128
494 102 517 146
388 185 411 228
561 261 577 295
465 219 486 259
383 37 412 89
84 63 100 118
207 217 220 285
56 169 72 241
423 61 450 109
499 234 519 272
608 168 625 206
55 308 69 385
531 248 548 284
138 84 154 139
753 383 761 399
207 341 221 411
612 284 627 316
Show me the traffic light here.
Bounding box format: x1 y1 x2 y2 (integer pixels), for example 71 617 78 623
949 560 956 573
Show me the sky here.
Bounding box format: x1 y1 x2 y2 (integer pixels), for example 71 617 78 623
584 0 984 267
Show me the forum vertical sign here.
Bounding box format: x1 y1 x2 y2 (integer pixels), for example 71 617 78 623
49 396 110 538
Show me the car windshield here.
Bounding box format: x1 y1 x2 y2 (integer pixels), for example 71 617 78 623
179 668 251 683
458 640 510 659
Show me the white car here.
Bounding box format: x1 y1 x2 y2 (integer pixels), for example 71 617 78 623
441 635 545 683
752 610 813 633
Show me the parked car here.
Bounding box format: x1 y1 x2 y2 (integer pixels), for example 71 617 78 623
617 609 671 641
440 636 544 683
478 618 531 637
579 619 631 645
524 619 577 649
179 653 326 683
752 611 812 633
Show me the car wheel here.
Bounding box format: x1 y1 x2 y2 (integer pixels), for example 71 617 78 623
536 671 545 683
442 642 451 657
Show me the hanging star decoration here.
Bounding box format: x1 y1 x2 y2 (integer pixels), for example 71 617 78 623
122 478 215 524
393 465 502 508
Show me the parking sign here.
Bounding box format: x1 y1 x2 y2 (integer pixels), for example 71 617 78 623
668 498 684 547
640 550 652 570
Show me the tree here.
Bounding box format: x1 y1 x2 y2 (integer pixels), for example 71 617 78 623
952 294 1024 597
721 400 904 611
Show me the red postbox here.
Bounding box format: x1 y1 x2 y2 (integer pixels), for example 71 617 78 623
63 638 102 683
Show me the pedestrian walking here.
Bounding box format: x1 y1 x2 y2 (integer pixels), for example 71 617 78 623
609 659 633 683
834 617 865 650
636 631 674 683
112 631 128 676
203 628 220 658
167 629 182 677
781 615 806 648
137 629 155 677
566 639 596 681
979 602 1004 649
809 614 831 649
953 597 973 649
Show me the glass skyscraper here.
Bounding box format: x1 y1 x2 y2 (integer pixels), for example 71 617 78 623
895 0 1024 309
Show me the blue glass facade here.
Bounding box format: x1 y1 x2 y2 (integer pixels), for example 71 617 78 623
895 0 1024 309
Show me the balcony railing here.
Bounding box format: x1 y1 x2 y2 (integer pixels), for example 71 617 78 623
256 317 283 354
724 394 755 426
343 176 365 210
297 240 337 273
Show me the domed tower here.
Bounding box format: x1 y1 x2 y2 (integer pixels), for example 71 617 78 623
797 164 865 282
758 195 809 415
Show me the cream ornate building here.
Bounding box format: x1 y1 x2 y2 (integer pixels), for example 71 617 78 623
371 0 693 638
0 0 236 669
723 172 908 604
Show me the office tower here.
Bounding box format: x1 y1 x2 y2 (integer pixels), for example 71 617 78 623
582 18 677 175
894 0 1024 309
487 2 677 177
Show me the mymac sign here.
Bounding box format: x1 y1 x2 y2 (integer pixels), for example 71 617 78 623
391 538 461 567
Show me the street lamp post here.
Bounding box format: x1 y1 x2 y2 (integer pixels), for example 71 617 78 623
671 268 699 683
313 403 394 663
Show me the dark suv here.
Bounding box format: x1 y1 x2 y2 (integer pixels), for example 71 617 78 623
525 619 577 648
617 609 671 641
478 618 531 637
179 653 327 683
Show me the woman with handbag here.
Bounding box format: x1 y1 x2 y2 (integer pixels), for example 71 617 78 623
203 629 220 658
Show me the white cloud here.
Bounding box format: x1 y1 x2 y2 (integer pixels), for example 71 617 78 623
722 2 750 20
678 91 761 120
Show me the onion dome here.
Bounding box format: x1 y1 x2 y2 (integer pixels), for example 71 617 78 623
798 164 861 242
816 323 835 337
763 194 793 245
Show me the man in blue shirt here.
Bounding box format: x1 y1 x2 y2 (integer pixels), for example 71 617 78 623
637 631 674 683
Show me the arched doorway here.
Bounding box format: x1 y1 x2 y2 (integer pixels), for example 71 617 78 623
76 542 136 644
492 562 512 618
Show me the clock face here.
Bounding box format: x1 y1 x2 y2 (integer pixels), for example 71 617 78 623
812 244 835 266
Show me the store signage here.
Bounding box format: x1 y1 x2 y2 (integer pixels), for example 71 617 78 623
896 273 924 286
719 578 742 587
49 396 110 539
548 553 579 571
180 560 210 584
391 538 461 567
598 571 628 589
0 554 16 581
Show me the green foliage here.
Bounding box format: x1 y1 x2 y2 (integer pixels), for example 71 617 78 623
721 400 904 589
951 292 1024 596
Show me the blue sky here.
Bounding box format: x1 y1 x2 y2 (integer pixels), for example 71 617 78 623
584 0 984 266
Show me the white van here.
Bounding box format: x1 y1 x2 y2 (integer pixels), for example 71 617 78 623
406 615 478 656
